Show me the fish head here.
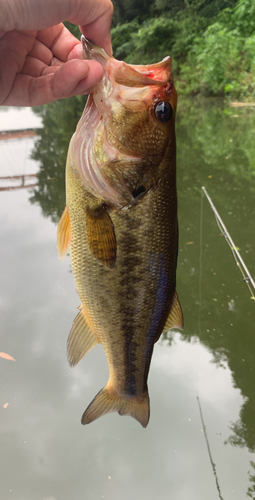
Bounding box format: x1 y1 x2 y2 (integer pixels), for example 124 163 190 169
71 36 177 207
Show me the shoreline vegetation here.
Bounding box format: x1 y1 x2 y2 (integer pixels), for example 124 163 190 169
64 0 255 100
110 0 255 101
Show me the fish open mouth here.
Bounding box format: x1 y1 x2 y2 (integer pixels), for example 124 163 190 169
81 35 172 91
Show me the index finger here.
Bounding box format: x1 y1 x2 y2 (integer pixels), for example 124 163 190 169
68 0 113 56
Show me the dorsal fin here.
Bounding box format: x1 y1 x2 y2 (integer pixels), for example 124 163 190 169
86 206 116 269
163 291 184 332
57 206 71 261
67 306 99 367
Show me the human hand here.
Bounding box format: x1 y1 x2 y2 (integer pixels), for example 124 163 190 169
0 0 113 106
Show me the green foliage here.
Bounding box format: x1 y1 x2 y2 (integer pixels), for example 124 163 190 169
170 10 210 64
111 0 255 99
111 19 140 60
177 0 255 99
111 9 209 65
63 21 80 40
231 0 255 36
179 23 244 95
122 18 178 65
112 0 155 25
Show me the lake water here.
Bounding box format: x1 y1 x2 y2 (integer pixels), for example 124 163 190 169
0 99 254 500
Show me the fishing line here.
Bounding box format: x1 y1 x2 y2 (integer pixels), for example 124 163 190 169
202 186 255 301
197 191 224 500
198 188 203 331
196 189 204 400
197 397 224 500
197 186 253 497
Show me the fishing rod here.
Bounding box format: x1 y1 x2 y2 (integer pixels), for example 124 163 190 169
202 186 255 300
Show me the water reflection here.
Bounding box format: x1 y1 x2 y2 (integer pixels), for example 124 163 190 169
30 96 86 222
177 100 255 459
0 97 248 498
30 96 255 456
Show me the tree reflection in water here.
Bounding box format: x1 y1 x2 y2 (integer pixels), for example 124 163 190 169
30 95 86 223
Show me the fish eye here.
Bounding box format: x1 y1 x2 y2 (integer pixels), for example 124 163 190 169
154 101 173 123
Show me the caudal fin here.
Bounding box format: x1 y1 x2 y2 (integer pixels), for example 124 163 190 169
81 383 150 428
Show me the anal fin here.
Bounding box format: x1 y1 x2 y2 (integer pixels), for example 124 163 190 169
67 306 99 367
163 291 184 332
57 206 71 261
86 206 116 269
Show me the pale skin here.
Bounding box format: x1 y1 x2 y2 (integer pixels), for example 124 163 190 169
0 0 113 106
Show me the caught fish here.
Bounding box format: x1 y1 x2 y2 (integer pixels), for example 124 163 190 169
57 37 183 428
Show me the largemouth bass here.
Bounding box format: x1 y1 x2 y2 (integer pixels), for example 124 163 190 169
57 37 183 428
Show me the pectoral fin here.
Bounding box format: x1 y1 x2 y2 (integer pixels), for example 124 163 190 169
86 206 116 269
67 306 99 367
163 291 184 332
57 206 71 261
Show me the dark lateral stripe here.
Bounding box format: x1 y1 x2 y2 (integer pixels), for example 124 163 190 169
145 252 168 361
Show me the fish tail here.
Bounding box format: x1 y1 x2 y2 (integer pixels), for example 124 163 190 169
81 382 150 428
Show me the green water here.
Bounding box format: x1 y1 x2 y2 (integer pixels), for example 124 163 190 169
0 98 254 500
